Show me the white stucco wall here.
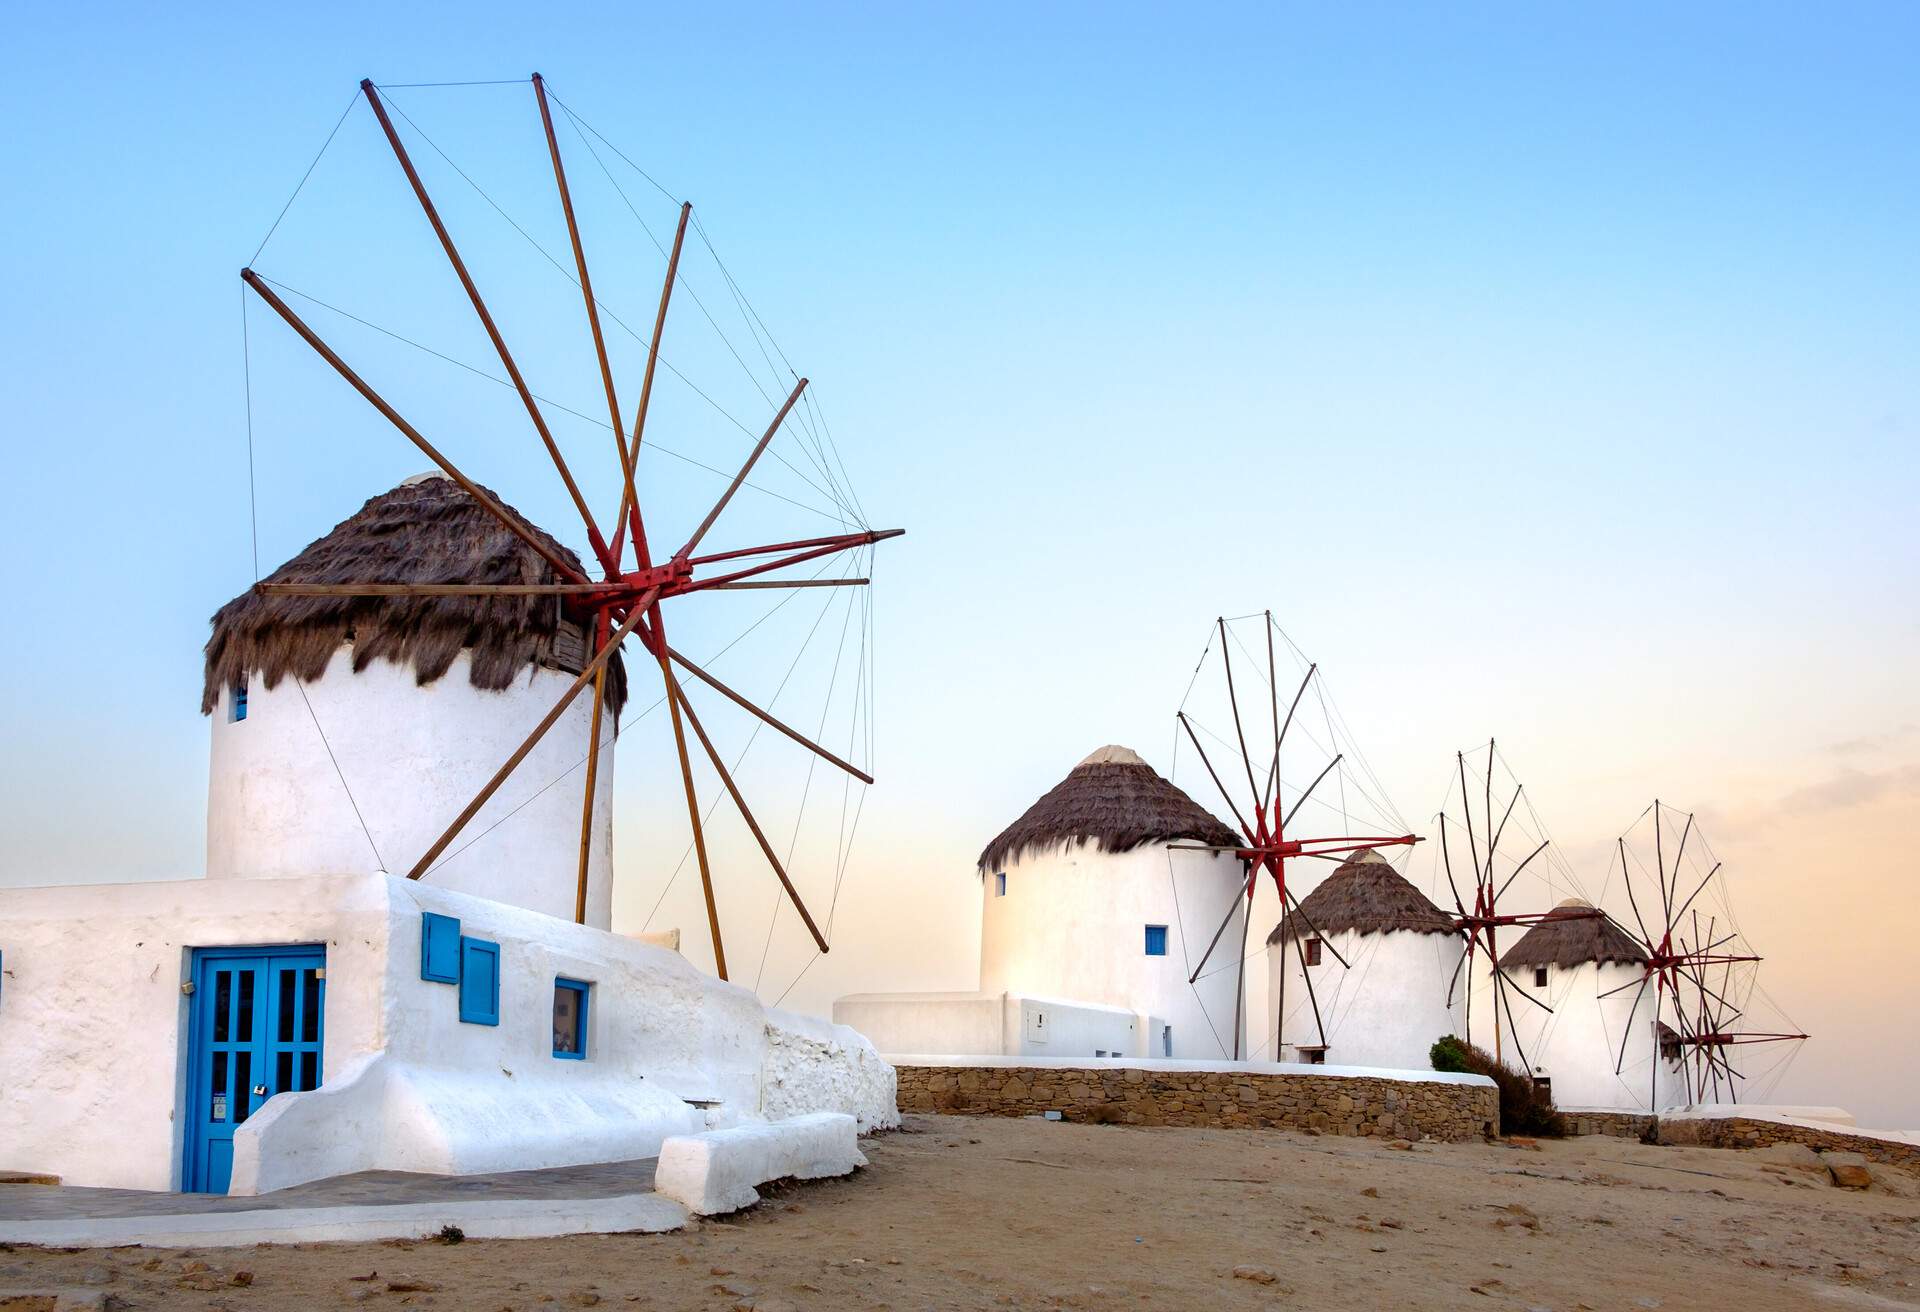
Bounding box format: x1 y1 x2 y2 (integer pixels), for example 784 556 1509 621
0 874 392 1192
977 841 1246 1059
760 1008 899 1133
1469 958 1686 1112
0 872 894 1193
206 647 614 928
1267 928 1460 1069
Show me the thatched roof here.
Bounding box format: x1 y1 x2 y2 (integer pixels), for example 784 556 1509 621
202 473 626 715
1498 899 1648 969
977 745 1242 872
1266 848 1454 944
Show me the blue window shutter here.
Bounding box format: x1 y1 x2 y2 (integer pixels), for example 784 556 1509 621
458 938 500 1025
420 913 461 983
553 978 589 1059
1144 925 1168 956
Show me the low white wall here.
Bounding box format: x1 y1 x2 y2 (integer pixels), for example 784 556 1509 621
1003 993 1144 1057
832 991 1144 1060
0 873 896 1193
834 992 1006 1057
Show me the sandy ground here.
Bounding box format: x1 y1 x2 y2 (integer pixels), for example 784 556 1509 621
5 1115 1919 1311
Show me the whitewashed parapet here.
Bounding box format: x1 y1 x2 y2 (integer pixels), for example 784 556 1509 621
760 1010 899 1132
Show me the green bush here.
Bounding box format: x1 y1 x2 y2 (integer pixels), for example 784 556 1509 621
1429 1035 1565 1138
1429 1035 1472 1073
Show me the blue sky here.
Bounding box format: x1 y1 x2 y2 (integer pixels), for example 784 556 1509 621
4 4 1917 1122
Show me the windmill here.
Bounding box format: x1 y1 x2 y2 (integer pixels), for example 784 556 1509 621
238 74 902 982
1432 740 1603 1078
1600 802 1808 1108
1168 612 1420 1059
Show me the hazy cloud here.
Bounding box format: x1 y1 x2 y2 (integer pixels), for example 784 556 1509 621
1826 723 1918 758
1775 763 1920 818
1704 760 1920 832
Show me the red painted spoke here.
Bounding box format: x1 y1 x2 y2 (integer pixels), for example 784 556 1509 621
688 528 902 569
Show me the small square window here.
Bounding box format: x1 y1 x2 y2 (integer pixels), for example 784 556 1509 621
229 677 249 723
1302 1046 1327 1065
1304 938 1323 966
553 978 589 1059
995 871 1007 897
1533 966 1548 989
458 937 500 1026
1144 924 1168 956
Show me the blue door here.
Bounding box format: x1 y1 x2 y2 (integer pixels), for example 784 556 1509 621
183 945 326 1194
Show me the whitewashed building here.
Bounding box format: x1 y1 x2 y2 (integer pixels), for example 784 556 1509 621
0 475 894 1196
1266 848 1460 1068
836 745 1250 1060
1486 899 1686 1112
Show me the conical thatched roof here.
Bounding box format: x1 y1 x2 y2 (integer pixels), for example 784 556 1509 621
977 745 1242 872
202 473 627 715
1266 848 1454 945
1498 898 1647 969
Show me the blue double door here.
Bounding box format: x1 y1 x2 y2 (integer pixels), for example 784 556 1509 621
183 945 326 1194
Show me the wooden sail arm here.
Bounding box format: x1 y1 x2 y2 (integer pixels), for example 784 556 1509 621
358 79 615 576
664 671 832 954
677 378 809 561
241 270 588 584
609 202 691 570
666 645 873 784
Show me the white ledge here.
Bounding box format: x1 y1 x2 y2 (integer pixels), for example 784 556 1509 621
654 1112 866 1215
0 1193 688 1250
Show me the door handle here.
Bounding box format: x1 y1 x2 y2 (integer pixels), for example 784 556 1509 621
252 1084 268 1097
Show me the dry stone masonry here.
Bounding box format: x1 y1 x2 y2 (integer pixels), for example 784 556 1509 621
894 1062 1497 1142
1656 1116 1920 1169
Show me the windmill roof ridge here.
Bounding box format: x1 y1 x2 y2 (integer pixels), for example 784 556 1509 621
1498 902 1648 969
1267 849 1454 944
977 747 1241 871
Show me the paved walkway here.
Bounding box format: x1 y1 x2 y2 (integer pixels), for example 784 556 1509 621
0 1159 679 1248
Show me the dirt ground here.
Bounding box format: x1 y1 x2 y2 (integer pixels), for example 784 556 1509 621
5 1115 1919 1311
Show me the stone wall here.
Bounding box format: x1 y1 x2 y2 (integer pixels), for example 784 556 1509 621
1562 1110 1658 1140
894 1063 1497 1143
1657 1117 1920 1169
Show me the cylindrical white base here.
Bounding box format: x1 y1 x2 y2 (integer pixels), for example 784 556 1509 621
978 841 1246 1060
206 646 614 927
